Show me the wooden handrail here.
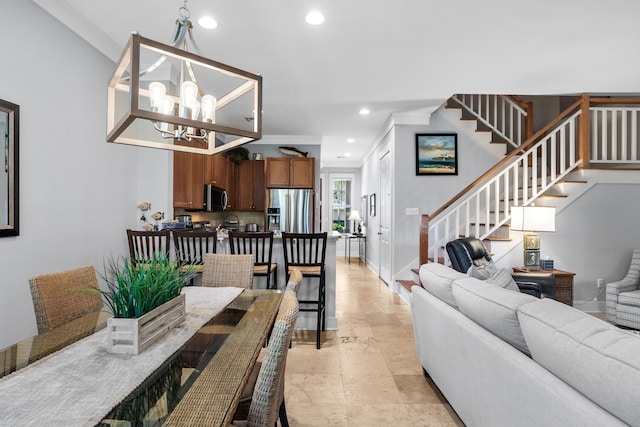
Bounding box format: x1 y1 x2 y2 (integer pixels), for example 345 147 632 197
428 97 585 220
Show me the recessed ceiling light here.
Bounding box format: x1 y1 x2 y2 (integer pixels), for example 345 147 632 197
359 108 370 115
198 16 218 29
344 152 352 157
347 138 355 143
305 11 325 25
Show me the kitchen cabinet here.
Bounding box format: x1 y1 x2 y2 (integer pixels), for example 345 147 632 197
265 157 315 189
235 160 265 211
173 145 205 209
204 154 236 209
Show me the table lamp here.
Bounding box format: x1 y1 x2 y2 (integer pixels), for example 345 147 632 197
510 205 556 270
348 210 362 235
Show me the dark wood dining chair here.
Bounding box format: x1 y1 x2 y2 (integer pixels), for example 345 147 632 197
228 231 277 290
282 232 327 349
126 229 171 264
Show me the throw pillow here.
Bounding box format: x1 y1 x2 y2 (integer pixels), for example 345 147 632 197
467 263 497 280
486 268 520 292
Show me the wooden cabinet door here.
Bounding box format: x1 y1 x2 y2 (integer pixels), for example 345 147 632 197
204 154 227 187
173 150 204 209
224 157 236 210
289 157 315 188
265 157 290 188
236 160 265 211
252 160 265 210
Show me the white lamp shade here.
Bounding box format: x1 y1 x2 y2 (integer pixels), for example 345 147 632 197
510 206 556 232
348 210 362 221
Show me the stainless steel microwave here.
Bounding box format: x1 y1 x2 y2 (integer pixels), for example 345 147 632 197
204 184 228 211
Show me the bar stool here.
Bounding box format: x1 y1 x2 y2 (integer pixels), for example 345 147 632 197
173 230 218 284
126 229 171 264
229 231 277 290
282 232 327 349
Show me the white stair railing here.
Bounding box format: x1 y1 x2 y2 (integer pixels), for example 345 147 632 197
591 107 640 164
428 111 582 264
452 94 528 148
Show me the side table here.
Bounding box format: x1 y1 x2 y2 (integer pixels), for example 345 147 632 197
512 267 575 306
343 233 366 264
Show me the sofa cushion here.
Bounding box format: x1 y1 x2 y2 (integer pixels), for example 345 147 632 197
518 298 640 427
452 277 537 355
618 289 640 307
419 263 467 309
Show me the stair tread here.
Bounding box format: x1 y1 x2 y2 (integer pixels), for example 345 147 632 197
484 237 512 241
411 268 420 275
397 279 423 292
559 180 588 184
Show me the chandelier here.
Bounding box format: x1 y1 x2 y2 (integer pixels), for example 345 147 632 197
107 1 262 155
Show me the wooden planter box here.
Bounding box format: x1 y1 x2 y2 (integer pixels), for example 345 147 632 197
107 294 186 355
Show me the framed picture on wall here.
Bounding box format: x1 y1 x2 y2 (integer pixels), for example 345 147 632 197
361 195 368 226
415 133 458 175
369 193 376 217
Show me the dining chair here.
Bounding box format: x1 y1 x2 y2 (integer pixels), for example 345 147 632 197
173 229 218 275
233 288 299 427
229 231 278 290
126 229 171 264
201 253 255 288
282 232 327 349
29 266 103 334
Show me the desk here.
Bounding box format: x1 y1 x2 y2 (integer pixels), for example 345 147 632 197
513 268 575 306
343 233 366 264
0 289 281 426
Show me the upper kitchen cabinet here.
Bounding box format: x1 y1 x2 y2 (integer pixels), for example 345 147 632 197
235 160 265 211
204 154 236 209
173 145 205 210
265 157 315 189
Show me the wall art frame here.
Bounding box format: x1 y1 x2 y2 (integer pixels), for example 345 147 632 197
415 133 458 175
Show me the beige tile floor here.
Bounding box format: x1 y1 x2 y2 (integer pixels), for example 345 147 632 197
283 256 464 427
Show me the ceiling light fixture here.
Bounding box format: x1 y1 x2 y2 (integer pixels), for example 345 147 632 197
344 152 352 157
198 16 218 29
305 11 325 25
347 138 355 143
359 108 370 115
107 0 262 155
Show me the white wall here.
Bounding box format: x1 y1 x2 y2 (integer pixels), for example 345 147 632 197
0 1 144 348
359 105 504 283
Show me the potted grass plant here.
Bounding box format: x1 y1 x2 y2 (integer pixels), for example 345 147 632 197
99 254 195 355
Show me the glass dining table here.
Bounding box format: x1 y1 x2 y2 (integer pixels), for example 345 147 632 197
0 289 282 426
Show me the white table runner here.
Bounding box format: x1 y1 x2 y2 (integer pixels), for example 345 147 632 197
0 286 243 427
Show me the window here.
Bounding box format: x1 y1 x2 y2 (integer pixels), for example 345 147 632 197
331 178 352 233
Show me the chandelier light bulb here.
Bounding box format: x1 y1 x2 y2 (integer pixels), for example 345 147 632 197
201 95 217 122
305 11 325 25
148 82 166 110
180 81 199 117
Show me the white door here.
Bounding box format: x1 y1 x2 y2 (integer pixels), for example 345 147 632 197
379 151 392 284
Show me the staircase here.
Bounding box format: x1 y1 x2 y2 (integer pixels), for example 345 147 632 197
397 95 640 302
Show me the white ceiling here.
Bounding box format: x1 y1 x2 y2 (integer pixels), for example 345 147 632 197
34 0 640 167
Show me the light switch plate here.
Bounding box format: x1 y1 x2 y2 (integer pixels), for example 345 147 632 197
405 208 419 216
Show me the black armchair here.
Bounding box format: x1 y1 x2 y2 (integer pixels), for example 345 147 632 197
445 237 551 298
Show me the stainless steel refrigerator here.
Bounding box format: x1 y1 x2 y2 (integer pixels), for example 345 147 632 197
266 189 313 233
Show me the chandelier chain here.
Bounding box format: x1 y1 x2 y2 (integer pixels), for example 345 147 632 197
179 0 190 20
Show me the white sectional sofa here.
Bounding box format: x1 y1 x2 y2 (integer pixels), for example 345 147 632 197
411 262 640 427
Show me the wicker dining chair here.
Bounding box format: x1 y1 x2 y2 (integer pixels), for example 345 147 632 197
233 288 299 427
229 231 278 290
201 254 255 289
29 266 103 334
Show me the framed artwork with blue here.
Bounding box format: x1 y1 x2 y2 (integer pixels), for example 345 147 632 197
415 133 458 175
